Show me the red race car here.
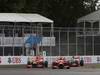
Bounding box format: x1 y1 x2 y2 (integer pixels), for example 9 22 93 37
27 56 48 68
52 57 70 69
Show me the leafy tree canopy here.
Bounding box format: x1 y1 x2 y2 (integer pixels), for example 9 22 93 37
0 0 99 27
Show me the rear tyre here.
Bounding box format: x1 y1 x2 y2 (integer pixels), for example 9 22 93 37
66 66 70 69
80 60 84 66
59 64 64 69
44 61 48 68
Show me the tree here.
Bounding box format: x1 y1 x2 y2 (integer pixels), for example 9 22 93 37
0 0 99 27
46 0 99 27
0 0 26 12
83 0 99 12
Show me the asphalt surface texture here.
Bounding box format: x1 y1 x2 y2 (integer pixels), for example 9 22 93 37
0 67 100 75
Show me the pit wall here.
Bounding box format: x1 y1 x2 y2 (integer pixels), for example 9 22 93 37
0 56 100 65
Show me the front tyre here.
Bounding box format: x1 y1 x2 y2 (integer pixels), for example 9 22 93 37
66 66 70 69
59 64 64 69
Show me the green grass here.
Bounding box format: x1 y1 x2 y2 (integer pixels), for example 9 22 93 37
83 64 100 68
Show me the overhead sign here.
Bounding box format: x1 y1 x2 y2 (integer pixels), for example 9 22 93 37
0 37 55 46
38 37 55 46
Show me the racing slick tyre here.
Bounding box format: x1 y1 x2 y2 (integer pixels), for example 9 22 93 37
80 59 84 66
59 64 64 69
44 61 48 68
66 66 70 69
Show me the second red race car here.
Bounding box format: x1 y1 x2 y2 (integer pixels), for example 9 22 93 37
52 57 70 69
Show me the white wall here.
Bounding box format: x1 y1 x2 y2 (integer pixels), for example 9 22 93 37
0 56 100 65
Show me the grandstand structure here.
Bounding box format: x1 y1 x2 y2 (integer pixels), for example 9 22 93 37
51 10 100 56
0 11 100 56
0 13 55 56
77 10 100 55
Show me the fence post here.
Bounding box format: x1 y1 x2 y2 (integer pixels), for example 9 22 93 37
59 30 61 56
67 31 69 56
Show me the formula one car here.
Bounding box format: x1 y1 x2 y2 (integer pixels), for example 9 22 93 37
52 57 70 69
27 56 48 68
69 56 84 67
